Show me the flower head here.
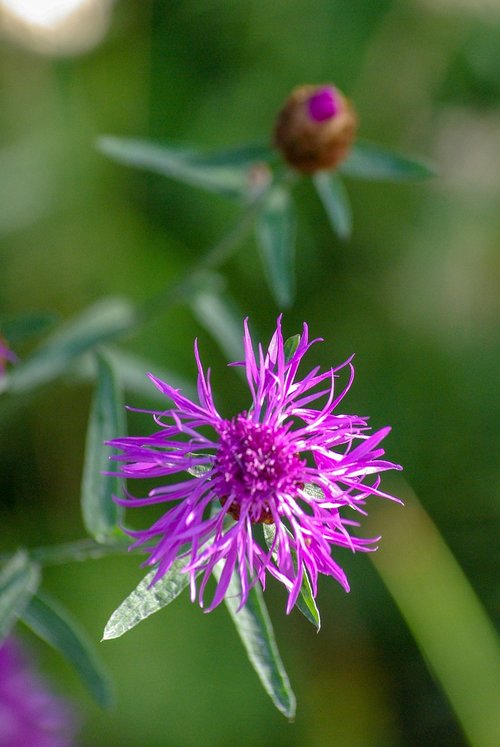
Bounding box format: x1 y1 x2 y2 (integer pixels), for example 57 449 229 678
0 636 78 747
274 83 358 173
109 319 401 613
0 336 17 377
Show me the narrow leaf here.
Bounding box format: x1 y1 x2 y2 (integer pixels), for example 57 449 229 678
103 560 192 640
4 298 135 393
190 284 244 362
187 142 274 167
0 311 57 343
0 551 40 641
302 482 326 501
22 592 112 708
187 461 212 478
256 185 297 307
284 334 300 363
81 352 125 543
340 139 435 181
313 171 352 241
75 346 197 403
220 569 296 719
263 523 320 631
98 137 258 198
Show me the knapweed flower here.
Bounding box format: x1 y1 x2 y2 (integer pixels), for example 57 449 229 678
0 336 17 377
0 636 78 747
109 319 401 613
274 83 358 173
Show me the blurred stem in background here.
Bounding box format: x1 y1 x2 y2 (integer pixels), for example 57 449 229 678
369 480 500 747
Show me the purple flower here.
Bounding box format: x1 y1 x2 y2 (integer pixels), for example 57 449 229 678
307 86 340 122
0 337 17 377
0 637 78 747
110 318 401 613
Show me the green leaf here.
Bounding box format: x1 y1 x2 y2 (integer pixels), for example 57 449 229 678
14 538 128 566
220 569 296 719
262 523 320 631
75 346 197 403
4 298 135 393
284 334 300 363
102 559 192 640
187 461 212 478
190 283 245 362
186 142 274 167
313 171 352 241
0 550 40 641
0 311 57 343
340 140 435 181
81 352 125 543
255 185 297 307
302 482 326 501
21 592 113 708
98 137 261 198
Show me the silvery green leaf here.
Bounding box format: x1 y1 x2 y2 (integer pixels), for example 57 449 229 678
187 142 274 167
0 551 40 641
4 298 135 393
98 137 261 198
256 185 297 307
302 482 325 500
0 311 57 343
263 523 320 631
340 140 435 181
22 592 113 708
102 559 192 640
313 171 352 241
81 352 125 543
190 284 244 362
219 568 296 719
75 347 197 403
187 462 212 478
284 334 300 363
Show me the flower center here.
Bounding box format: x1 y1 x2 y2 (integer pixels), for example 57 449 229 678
213 414 304 524
307 86 339 122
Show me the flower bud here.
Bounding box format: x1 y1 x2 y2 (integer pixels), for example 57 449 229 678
273 84 358 173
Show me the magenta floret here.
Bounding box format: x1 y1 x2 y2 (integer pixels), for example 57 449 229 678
307 86 340 122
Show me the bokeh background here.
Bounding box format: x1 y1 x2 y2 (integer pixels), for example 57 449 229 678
1 1 499 745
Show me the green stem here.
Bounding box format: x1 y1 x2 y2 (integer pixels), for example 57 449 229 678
136 187 270 325
369 481 500 747
0 538 131 567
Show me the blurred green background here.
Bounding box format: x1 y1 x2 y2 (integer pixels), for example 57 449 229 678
1 1 499 745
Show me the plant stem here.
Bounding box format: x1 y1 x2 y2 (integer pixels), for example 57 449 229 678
0 538 131 567
136 187 269 325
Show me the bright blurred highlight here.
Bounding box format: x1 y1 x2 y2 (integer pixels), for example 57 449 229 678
1 0 88 28
0 0 113 56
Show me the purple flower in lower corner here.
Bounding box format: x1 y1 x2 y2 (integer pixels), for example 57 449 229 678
0 637 78 747
109 318 401 613
0 337 17 377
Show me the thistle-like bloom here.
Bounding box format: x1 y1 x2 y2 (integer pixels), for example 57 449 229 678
0 337 17 377
0 637 77 747
110 319 401 613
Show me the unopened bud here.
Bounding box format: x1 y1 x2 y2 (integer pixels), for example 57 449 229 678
273 84 358 173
